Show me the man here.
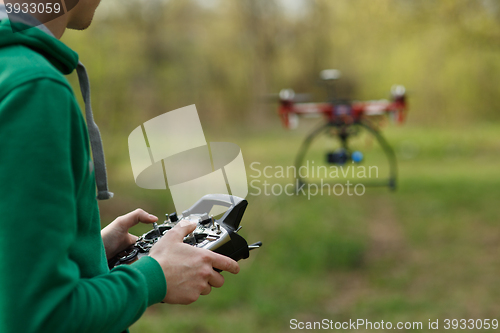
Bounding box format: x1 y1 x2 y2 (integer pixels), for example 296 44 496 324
0 0 239 332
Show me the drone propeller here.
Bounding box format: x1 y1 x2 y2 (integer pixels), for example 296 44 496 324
320 69 341 81
262 91 312 103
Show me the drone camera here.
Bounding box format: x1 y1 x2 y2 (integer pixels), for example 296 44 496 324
326 149 348 165
327 149 363 165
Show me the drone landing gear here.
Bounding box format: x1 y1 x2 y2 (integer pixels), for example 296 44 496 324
294 120 397 191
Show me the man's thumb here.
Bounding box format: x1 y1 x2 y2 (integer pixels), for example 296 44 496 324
164 219 197 242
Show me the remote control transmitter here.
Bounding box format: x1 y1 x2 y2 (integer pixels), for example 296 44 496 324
108 194 262 270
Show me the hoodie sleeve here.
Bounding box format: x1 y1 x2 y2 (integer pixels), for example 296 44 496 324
0 78 166 333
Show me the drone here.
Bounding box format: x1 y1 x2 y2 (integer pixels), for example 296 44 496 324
276 69 408 190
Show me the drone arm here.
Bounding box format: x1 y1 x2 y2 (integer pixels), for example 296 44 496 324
353 98 407 124
278 101 332 129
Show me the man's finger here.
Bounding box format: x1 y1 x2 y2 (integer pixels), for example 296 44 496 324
120 209 158 229
162 219 198 243
129 234 139 243
208 271 225 288
133 209 158 224
200 284 212 296
210 252 240 274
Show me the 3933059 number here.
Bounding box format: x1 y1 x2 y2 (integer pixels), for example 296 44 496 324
444 319 498 330
5 3 61 14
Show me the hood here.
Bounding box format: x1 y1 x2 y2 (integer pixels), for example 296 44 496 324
0 10 78 75
0 6 113 200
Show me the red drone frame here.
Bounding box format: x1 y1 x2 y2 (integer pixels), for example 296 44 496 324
278 87 407 129
276 69 408 190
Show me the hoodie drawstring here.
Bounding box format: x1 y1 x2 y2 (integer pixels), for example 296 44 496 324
76 62 113 200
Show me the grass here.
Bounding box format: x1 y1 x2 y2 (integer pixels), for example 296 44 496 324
97 122 500 332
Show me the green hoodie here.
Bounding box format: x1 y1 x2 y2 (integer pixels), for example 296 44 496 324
0 15 166 333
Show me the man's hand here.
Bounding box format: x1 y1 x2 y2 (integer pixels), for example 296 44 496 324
101 209 158 259
149 220 240 304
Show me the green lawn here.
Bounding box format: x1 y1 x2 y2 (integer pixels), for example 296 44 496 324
98 122 500 332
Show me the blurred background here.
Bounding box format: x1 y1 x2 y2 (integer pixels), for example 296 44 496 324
63 0 500 331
